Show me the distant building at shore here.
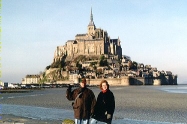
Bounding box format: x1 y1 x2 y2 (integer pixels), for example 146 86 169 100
22 75 40 84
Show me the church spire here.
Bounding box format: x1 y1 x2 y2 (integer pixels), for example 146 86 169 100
88 7 95 26
90 7 93 22
88 7 96 37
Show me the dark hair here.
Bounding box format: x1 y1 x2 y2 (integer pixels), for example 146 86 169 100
99 80 109 90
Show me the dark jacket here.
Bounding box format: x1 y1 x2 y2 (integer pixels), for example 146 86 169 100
66 87 96 119
93 90 115 123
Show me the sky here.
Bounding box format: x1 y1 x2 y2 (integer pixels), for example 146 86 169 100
1 0 187 84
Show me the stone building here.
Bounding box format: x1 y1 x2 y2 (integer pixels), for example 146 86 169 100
54 8 122 62
22 75 40 84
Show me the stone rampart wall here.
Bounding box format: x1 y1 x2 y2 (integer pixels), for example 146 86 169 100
55 76 176 86
89 76 130 86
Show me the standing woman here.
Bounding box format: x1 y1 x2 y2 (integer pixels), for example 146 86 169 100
91 80 115 124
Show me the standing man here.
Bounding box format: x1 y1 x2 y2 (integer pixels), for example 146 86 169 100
66 78 96 124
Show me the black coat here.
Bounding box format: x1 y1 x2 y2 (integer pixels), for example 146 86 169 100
93 90 115 123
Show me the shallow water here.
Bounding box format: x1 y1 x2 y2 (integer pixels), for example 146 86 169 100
1 104 73 120
157 85 187 94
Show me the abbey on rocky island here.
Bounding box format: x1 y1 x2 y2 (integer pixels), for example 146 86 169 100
22 8 177 86
53 8 122 63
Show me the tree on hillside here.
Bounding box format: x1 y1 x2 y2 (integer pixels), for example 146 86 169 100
50 59 66 69
129 61 138 70
99 55 108 66
76 62 82 71
46 65 51 70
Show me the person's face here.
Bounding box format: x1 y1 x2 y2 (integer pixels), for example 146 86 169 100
102 83 108 91
80 82 86 88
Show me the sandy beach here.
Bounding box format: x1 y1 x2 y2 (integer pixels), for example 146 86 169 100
0 86 187 124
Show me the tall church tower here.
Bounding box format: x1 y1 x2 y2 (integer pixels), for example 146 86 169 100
87 8 96 36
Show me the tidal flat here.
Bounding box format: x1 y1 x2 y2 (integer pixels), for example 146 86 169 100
0 85 187 124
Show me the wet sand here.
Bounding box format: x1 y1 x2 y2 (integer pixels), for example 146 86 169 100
1 86 187 123
0 114 62 124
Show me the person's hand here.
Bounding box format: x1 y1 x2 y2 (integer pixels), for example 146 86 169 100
107 114 111 119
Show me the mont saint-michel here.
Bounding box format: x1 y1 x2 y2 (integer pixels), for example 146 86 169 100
22 9 177 86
